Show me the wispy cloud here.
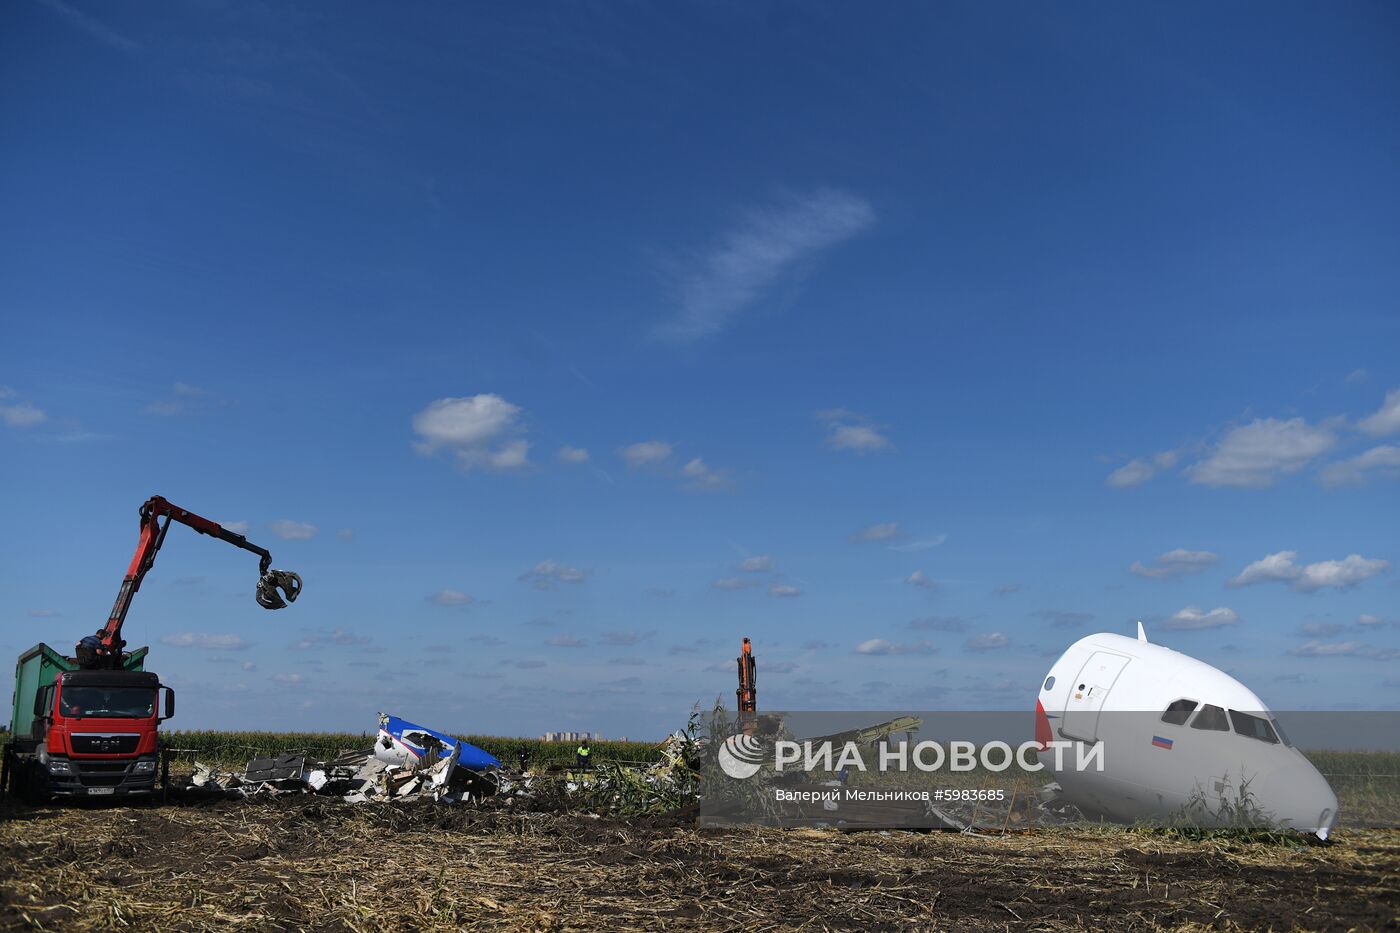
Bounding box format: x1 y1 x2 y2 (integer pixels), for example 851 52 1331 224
0 386 46 428
736 555 774 573
269 519 317 541
1105 450 1178 488
712 577 759 591
855 638 938 656
656 189 875 341
908 616 966 632
160 632 249 650
681 457 730 490
850 522 900 543
768 582 801 598
1187 418 1335 488
619 440 672 467
1129 548 1219 580
546 634 587 648
1036 610 1095 628
1321 445 1400 487
1229 550 1388 592
519 560 588 589
428 589 474 607
904 570 937 590
1161 606 1239 630
1358 387 1400 436
412 394 530 472
293 628 370 649
557 445 590 464
1288 640 1398 661
889 535 948 553
964 632 1011 651
40 0 138 51
816 408 893 454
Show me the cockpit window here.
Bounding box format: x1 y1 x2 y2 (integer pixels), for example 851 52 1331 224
1160 699 1198 726
1189 704 1230 731
1230 710 1280 744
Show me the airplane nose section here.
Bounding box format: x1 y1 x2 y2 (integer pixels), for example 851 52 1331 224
1250 758 1339 839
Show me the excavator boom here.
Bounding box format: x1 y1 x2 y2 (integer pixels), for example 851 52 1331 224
84 496 301 668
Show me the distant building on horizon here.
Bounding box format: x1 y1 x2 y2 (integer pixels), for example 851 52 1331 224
540 730 604 743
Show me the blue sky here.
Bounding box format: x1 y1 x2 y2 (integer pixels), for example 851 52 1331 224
2 1 1397 738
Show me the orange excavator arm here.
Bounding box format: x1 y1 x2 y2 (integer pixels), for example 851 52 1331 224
83 496 302 668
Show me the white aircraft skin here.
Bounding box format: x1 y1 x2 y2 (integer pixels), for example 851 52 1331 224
1036 624 1339 839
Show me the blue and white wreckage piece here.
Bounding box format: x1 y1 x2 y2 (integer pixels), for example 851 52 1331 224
374 712 502 773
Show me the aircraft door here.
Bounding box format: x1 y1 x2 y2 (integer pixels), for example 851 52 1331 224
1060 651 1130 742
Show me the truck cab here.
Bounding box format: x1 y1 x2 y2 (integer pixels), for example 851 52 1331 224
4 644 174 801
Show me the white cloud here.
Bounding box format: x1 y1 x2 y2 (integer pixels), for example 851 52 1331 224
557 445 590 464
173 382 206 396
1321 445 1400 487
681 457 729 490
1299 622 1346 637
1345 368 1369 385
965 632 1010 651
412 394 530 472
1129 548 1219 580
293 628 370 648
909 616 967 632
269 519 317 541
855 638 938 656
1230 550 1388 592
850 522 900 543
1357 613 1387 627
271 672 305 686
160 632 249 650
816 409 894 454
428 589 474 607
336 528 355 542
657 189 875 341
1187 418 1335 488
737 555 774 573
601 631 652 646
39 0 138 51
546 634 587 648
827 423 893 452
143 400 183 417
1106 458 1157 488
769 582 801 598
1161 606 1239 630
0 385 46 428
221 520 249 535
519 560 588 589
712 577 759 591
1288 640 1398 661
889 535 948 553
904 570 936 590
619 440 673 467
1358 387 1400 436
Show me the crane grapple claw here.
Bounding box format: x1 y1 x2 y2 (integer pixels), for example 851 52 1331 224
256 570 303 610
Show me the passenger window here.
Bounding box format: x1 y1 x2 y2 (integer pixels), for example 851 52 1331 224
1190 704 1230 731
1229 710 1279 744
1043 676 1055 692
1160 699 1198 726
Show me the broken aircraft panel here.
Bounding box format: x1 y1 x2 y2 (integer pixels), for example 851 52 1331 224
374 712 501 772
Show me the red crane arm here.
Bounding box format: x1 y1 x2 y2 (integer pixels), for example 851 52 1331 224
91 496 301 665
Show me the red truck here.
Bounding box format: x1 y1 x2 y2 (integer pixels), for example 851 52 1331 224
2 496 301 802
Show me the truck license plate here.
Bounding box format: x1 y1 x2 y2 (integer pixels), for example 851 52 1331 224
86 787 115 795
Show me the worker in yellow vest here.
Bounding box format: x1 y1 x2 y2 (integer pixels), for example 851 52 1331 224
575 738 592 771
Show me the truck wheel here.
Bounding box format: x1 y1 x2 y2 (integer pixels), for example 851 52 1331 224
20 763 50 806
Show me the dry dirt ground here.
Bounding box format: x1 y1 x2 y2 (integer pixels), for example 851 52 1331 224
1 795 1395 932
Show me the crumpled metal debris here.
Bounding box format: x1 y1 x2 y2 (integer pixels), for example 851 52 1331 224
188 715 505 805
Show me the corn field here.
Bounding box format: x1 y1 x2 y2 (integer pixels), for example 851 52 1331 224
160 729 666 768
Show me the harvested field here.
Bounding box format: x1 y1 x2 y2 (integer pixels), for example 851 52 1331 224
1 794 1395 932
